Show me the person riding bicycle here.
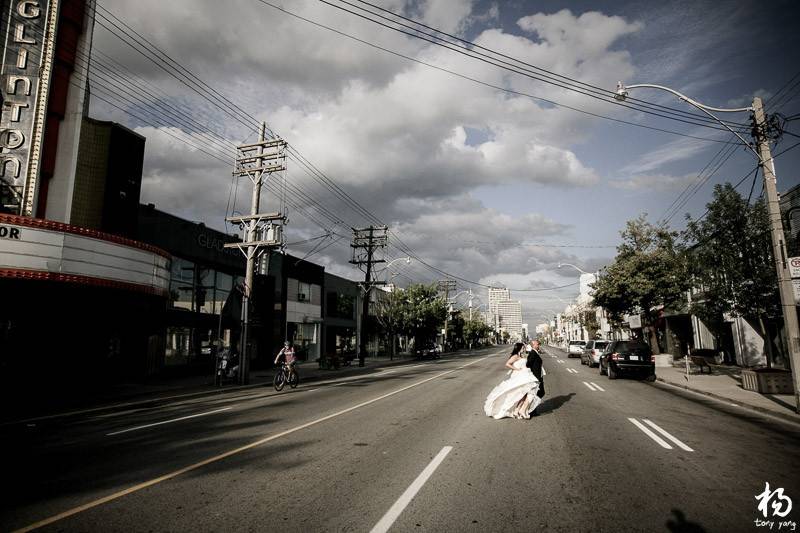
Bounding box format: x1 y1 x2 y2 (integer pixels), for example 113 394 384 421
274 341 297 379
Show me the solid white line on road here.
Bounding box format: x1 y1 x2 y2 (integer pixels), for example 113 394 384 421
370 446 453 533
643 419 694 452
582 381 598 391
106 407 232 436
628 418 673 450
13 357 490 533
590 382 606 392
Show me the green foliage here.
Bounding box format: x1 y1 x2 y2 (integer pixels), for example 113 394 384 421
592 214 689 351
463 316 492 346
376 283 448 345
683 183 779 335
581 310 600 339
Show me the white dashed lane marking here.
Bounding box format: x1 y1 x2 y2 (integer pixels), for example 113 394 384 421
628 418 694 452
370 446 453 533
642 419 694 451
106 407 232 436
567 368 578 374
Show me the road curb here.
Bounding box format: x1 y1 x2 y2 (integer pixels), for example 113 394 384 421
1 359 412 426
654 376 800 425
3 349 497 426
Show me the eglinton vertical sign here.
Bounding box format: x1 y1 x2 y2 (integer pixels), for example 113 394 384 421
0 0 59 216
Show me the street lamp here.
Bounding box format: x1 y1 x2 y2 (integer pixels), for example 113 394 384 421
615 81 800 413
557 262 590 275
381 256 411 284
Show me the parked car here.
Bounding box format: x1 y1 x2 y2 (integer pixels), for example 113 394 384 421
599 340 655 380
567 340 586 358
415 343 441 360
580 340 609 367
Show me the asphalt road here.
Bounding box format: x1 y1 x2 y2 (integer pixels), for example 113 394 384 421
2 345 799 532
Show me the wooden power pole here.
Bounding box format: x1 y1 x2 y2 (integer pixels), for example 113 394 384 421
351 226 388 366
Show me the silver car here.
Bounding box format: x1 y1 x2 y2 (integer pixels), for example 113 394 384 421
581 340 609 367
567 340 586 357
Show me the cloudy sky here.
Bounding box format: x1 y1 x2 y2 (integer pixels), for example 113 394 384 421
90 0 800 325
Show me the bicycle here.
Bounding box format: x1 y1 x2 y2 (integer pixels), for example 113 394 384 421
273 362 299 391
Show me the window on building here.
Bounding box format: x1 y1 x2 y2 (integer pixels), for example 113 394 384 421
298 281 311 303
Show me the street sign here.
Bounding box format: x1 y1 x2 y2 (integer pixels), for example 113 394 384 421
793 279 800 305
789 257 800 279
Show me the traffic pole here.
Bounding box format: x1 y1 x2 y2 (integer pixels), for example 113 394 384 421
753 96 800 412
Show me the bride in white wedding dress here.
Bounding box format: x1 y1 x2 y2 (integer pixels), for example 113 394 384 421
484 342 541 420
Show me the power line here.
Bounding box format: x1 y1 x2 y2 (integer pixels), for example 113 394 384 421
253 0 741 146
348 0 745 129
318 0 748 132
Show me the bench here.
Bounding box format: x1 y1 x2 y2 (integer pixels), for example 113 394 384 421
690 355 714 374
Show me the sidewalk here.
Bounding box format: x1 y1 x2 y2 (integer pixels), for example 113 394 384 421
1 353 425 425
655 360 800 424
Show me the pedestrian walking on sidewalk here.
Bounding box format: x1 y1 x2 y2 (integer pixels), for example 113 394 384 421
484 342 542 420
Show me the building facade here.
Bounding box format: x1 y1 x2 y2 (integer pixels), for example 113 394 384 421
323 272 358 361
488 286 523 340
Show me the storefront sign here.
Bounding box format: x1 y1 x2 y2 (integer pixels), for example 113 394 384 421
0 219 170 293
0 224 21 239
1 0 57 215
626 314 642 329
197 232 239 258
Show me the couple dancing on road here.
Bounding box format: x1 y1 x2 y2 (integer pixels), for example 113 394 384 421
484 340 546 420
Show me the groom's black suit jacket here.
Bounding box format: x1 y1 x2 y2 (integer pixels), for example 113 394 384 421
526 349 544 380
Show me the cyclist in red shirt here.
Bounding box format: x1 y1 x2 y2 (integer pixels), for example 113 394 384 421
274 341 298 380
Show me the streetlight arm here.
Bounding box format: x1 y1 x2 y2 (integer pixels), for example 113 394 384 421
558 262 590 275
616 82 760 161
623 83 752 113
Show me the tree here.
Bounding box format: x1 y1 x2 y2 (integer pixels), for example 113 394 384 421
582 310 600 339
375 284 448 352
463 316 491 348
592 215 689 353
375 289 405 360
447 310 465 349
683 183 780 365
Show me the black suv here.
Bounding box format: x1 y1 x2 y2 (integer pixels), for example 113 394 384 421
415 343 441 360
599 340 655 380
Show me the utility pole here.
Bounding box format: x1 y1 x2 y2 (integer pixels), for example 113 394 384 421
351 226 388 367
437 279 456 351
752 96 800 412
224 123 287 385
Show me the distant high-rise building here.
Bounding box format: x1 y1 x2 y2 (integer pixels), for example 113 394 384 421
488 286 523 340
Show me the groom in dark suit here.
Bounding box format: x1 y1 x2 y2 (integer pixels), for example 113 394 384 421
526 340 545 416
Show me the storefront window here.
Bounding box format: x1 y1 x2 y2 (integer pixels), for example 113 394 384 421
214 272 233 315
197 268 214 314
170 257 195 311
287 322 320 361
165 327 191 365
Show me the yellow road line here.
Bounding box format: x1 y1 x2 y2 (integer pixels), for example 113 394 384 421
13 356 489 533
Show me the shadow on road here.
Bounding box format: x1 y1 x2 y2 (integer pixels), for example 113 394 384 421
666 508 707 532
536 393 575 415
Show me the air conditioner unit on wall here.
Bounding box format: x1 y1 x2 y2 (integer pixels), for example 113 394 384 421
298 293 308 301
